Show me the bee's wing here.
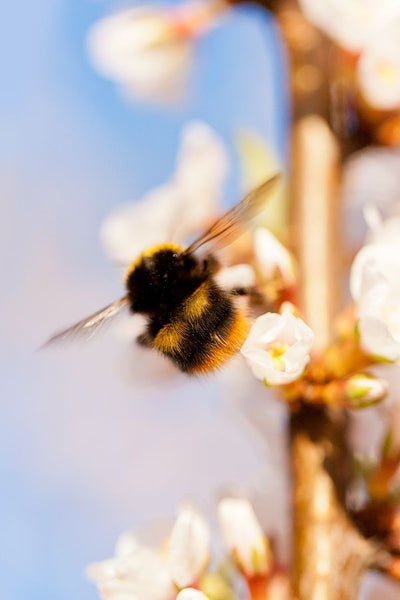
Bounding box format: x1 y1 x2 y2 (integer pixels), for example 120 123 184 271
42 296 130 347
184 173 281 256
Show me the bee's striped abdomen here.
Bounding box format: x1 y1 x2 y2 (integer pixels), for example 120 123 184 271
152 280 250 374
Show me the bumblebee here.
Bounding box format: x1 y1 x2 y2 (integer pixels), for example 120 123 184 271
45 174 280 374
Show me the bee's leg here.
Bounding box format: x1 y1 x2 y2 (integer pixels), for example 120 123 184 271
136 331 153 348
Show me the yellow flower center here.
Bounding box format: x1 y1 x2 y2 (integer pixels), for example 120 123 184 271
269 343 288 371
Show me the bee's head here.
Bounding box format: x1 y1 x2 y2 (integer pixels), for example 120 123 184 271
125 243 216 315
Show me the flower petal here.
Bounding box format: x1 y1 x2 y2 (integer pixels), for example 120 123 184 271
241 312 314 385
86 559 121 583
254 227 295 284
88 546 175 600
359 316 400 361
168 504 210 588
217 497 271 577
100 184 181 265
87 7 192 103
115 531 140 558
215 264 256 291
100 122 227 265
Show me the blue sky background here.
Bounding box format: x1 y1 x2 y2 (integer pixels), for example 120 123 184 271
0 2 292 599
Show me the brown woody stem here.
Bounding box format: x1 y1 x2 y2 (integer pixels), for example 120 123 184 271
267 3 376 598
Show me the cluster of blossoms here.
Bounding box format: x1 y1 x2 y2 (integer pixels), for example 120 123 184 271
87 498 287 600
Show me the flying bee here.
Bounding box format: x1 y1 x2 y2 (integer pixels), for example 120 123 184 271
44 174 281 374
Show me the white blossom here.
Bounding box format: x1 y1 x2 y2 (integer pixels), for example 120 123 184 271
101 184 180 266
346 374 388 408
88 546 175 600
350 242 400 303
254 227 295 285
87 6 193 103
298 0 399 52
168 504 210 589
100 121 228 265
114 531 141 558
215 264 256 291
87 505 210 600
241 312 314 386
364 209 400 249
217 497 271 577
358 13 400 110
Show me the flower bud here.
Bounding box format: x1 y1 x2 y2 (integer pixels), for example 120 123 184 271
168 504 210 588
345 374 388 408
217 498 272 577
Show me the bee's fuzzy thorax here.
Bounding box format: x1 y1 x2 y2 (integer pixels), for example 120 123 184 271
124 242 185 283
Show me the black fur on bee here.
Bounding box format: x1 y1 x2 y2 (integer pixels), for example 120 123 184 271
125 245 248 374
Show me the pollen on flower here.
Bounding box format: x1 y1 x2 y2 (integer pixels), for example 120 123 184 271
241 312 314 386
269 343 289 372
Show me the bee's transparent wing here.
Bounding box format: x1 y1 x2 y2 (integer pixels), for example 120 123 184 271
42 296 130 347
184 173 281 256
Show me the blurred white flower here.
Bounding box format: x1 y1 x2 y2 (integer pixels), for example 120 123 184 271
358 14 400 110
87 2 225 103
363 206 400 248
217 497 271 577
168 504 210 588
87 6 192 103
354 263 400 362
100 121 228 265
114 530 141 558
101 185 179 266
173 121 229 239
88 545 175 600
215 264 256 291
88 505 210 600
254 227 295 285
177 589 209 600
350 242 400 304
241 312 314 385
345 373 388 408
342 147 400 249
349 208 400 361
298 0 399 52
